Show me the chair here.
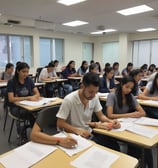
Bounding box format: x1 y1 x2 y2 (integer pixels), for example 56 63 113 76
3 95 9 131
34 67 43 83
36 105 60 135
8 111 29 144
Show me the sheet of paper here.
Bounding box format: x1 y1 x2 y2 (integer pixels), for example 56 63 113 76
118 117 139 123
112 122 134 132
97 92 109 98
71 146 119 168
135 117 158 126
19 97 57 106
126 124 158 138
0 141 57 168
54 132 93 156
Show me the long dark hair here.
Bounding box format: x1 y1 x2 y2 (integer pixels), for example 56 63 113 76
66 60 75 70
129 69 142 96
116 76 134 110
103 66 113 78
13 62 30 83
150 73 158 94
81 60 88 72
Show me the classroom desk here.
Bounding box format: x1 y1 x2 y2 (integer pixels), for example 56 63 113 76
68 76 82 80
15 97 63 111
93 125 158 168
0 143 138 168
44 78 68 83
0 82 45 88
137 99 158 108
0 82 7 88
99 96 158 108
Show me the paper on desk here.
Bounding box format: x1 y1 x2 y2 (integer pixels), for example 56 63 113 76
19 97 57 106
112 122 134 132
135 117 158 126
118 117 139 123
97 92 109 98
126 124 158 138
70 146 119 168
54 132 93 156
0 141 57 168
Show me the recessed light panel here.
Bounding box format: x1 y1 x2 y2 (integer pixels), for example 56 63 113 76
137 28 156 32
91 29 117 34
57 0 86 6
62 20 88 27
117 5 154 16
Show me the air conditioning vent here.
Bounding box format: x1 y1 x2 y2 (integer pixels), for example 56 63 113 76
7 20 21 24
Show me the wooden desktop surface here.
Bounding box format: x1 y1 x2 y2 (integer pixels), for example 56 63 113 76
0 143 138 168
99 96 158 108
15 97 63 111
93 125 158 148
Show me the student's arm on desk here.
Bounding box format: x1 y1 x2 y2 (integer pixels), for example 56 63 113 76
8 87 40 102
137 87 158 100
30 122 77 149
57 118 92 138
106 105 146 119
89 111 120 130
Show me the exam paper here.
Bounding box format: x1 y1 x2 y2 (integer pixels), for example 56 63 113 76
126 124 158 138
134 117 158 126
54 132 93 156
19 97 57 106
71 146 119 168
97 92 109 98
0 141 57 168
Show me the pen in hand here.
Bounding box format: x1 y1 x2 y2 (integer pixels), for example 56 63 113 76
62 130 78 148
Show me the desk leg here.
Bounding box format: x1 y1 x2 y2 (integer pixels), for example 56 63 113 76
140 148 145 168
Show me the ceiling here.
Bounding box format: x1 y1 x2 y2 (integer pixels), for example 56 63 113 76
0 0 158 35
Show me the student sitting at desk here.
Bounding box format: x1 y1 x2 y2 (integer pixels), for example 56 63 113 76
129 69 143 96
77 60 88 76
99 67 115 93
39 62 58 97
56 72 120 151
121 62 133 77
7 62 40 140
89 63 98 73
106 76 153 168
137 72 158 118
0 63 14 97
62 60 81 91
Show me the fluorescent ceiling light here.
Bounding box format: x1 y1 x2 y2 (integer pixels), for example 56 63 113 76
57 0 86 6
117 5 154 16
91 29 117 34
62 20 88 27
137 28 156 32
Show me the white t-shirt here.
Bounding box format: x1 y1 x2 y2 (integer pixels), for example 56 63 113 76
39 68 56 82
56 90 102 132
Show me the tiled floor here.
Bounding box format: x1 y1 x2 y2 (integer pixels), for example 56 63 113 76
0 100 157 167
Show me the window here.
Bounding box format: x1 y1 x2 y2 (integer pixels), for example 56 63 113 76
102 42 119 64
0 34 33 68
39 38 64 66
82 42 93 62
132 40 158 67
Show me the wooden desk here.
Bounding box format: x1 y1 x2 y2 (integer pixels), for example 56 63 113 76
99 96 158 108
0 82 7 88
137 99 158 108
15 97 63 111
44 78 68 83
68 77 82 80
94 126 158 168
0 143 138 168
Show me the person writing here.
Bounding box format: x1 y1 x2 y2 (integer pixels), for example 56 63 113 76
56 72 120 150
30 121 77 149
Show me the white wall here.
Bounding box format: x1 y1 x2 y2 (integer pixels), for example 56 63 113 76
1 24 158 74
